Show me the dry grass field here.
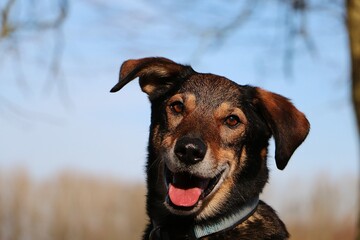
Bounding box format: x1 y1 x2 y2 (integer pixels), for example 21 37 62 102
0 168 357 240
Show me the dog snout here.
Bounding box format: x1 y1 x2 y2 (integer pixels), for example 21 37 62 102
174 137 207 164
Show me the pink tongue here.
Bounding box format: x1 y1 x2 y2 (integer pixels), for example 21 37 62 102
168 183 202 207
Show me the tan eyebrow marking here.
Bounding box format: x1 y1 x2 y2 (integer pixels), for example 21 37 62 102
214 102 247 125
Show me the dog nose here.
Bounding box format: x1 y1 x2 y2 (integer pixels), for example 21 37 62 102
174 137 207 164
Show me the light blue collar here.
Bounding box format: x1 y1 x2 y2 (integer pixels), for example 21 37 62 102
194 196 259 239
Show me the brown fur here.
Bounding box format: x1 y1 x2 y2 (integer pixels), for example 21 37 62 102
110 57 310 240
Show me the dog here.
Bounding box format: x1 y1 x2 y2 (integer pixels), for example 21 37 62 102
110 57 310 240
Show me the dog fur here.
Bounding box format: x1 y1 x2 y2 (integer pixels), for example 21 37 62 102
110 57 310 240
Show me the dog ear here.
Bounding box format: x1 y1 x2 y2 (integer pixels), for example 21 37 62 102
110 57 194 100
255 88 310 170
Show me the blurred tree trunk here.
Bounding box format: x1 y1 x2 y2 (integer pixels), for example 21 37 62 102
346 0 360 239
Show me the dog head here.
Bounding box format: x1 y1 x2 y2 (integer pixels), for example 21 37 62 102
111 57 310 221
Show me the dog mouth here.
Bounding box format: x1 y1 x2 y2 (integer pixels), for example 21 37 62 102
164 166 227 210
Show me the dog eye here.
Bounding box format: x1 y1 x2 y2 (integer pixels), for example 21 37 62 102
224 115 241 127
170 101 184 114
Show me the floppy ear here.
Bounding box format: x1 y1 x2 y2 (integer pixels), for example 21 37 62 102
110 57 194 100
255 88 310 170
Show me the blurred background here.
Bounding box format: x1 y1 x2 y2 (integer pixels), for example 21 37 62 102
0 0 359 239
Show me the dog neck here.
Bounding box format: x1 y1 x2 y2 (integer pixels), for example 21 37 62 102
149 196 259 240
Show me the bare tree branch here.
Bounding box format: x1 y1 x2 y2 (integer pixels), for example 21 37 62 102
0 0 70 121
0 0 16 38
346 0 360 238
191 0 258 61
1 0 68 36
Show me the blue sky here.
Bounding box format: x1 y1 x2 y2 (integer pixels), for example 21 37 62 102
0 0 358 192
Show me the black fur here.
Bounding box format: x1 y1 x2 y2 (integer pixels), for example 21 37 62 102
110 57 310 240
